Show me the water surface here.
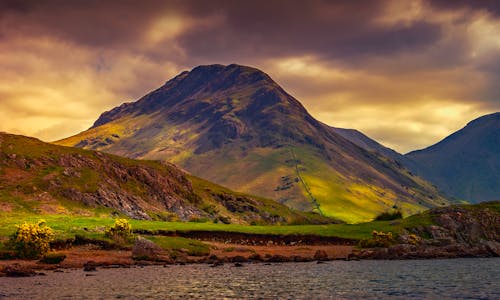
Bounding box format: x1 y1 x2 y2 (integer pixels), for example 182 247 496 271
0 258 498 299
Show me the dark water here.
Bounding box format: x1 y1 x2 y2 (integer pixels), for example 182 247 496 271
0 258 499 299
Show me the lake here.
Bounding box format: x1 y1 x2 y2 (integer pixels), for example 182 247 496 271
0 258 498 299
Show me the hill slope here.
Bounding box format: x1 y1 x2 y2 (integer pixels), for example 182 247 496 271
0 132 328 225
57 64 449 222
406 112 500 202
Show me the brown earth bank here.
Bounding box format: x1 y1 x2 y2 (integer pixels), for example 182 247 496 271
134 230 357 245
0 243 353 277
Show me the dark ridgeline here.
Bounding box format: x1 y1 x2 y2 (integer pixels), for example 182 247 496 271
406 112 500 202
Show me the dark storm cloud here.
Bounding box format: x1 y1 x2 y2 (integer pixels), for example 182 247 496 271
429 0 500 16
0 0 499 151
176 0 442 62
0 0 179 47
1 0 442 62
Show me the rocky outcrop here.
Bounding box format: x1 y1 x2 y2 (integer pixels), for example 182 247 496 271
132 237 173 263
351 202 500 259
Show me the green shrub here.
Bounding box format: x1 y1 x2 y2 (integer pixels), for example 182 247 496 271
105 218 133 243
40 253 66 264
8 220 55 259
188 217 210 223
375 210 403 221
359 230 395 248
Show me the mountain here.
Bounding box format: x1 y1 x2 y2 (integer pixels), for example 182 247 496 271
406 112 500 203
0 132 330 225
57 64 449 223
329 127 422 177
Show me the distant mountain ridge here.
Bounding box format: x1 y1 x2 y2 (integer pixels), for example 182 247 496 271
405 112 500 202
57 64 449 223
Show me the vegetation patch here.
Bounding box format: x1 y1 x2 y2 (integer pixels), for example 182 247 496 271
375 210 403 221
147 236 210 257
359 230 395 248
105 218 134 244
8 220 54 259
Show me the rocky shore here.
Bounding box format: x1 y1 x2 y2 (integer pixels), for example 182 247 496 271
350 203 500 259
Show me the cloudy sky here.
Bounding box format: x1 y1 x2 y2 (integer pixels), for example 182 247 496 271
0 0 499 153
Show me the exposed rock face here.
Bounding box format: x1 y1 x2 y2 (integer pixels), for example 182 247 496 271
132 237 173 263
351 202 500 259
0 136 205 220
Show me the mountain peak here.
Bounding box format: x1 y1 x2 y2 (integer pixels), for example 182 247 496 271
171 64 274 89
92 64 309 142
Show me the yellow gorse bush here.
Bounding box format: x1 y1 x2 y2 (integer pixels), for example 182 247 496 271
105 218 133 242
9 220 54 259
359 230 395 248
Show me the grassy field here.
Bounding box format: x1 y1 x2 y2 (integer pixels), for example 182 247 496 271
0 209 436 246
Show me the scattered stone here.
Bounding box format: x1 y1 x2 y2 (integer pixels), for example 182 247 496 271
230 255 247 263
83 261 97 272
210 261 224 268
266 255 290 263
293 256 311 262
2 265 36 277
313 250 328 261
248 253 263 261
234 263 244 267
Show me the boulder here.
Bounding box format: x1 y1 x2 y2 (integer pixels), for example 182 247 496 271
313 250 328 261
83 261 98 272
132 236 173 263
2 265 36 277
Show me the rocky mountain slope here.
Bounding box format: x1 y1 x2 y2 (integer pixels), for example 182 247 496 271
329 127 420 171
406 112 500 202
57 64 449 222
0 132 330 225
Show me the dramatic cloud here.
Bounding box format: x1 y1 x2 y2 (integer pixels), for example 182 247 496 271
0 0 498 152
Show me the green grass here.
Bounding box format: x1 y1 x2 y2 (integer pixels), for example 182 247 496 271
146 236 210 256
2 202 493 253
0 212 427 243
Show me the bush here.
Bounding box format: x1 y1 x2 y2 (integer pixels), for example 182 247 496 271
188 217 210 223
105 218 133 243
359 230 395 248
374 210 403 221
40 253 66 264
8 220 54 259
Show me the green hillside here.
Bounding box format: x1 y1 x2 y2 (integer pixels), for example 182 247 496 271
0 132 331 225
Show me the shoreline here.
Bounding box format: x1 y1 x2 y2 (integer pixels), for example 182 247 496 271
0 243 354 276
1 239 499 277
